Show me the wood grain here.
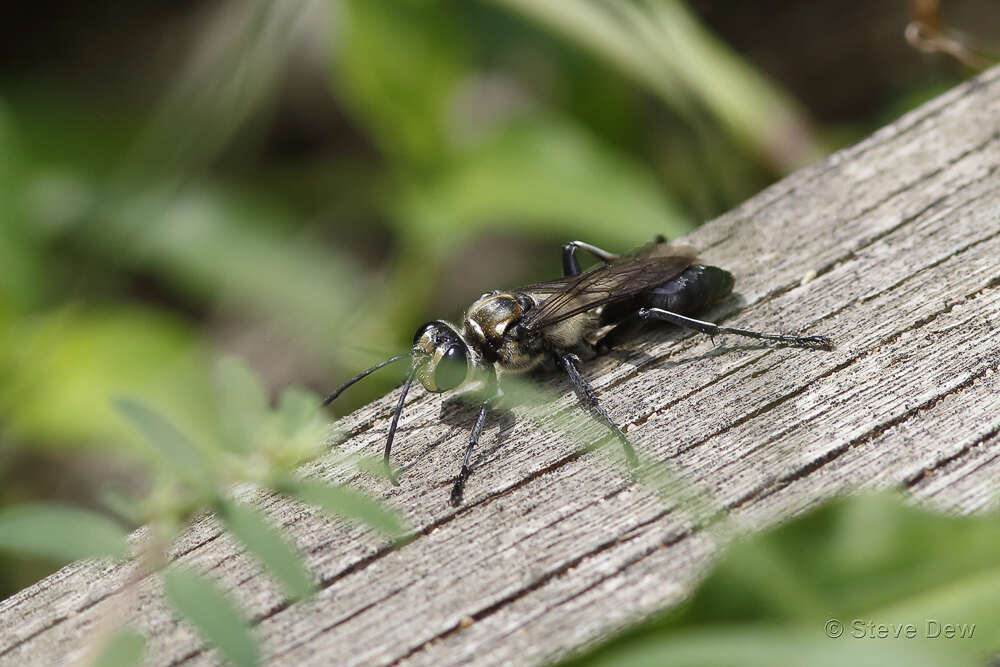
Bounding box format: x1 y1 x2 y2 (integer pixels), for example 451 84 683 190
2 66 999 667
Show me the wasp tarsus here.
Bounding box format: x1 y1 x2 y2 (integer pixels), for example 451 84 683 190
324 236 831 506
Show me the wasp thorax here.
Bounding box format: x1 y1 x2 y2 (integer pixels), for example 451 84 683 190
412 321 469 392
465 293 525 346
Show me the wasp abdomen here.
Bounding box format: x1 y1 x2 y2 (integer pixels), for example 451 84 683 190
646 264 734 316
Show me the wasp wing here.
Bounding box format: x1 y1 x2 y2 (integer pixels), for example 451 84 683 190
516 244 697 334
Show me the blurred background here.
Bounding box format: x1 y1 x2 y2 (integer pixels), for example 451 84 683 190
0 0 996 597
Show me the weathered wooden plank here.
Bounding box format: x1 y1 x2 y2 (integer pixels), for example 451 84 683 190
1 66 999 667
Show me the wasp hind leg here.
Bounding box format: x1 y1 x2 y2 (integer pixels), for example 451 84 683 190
636 308 832 350
558 353 638 468
561 241 619 277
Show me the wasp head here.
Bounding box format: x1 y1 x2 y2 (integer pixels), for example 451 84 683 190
411 321 470 393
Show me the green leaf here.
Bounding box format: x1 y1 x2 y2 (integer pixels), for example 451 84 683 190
218 500 313 600
355 455 399 481
287 479 404 537
215 357 269 452
334 0 468 164
99 486 143 526
0 307 211 449
399 117 690 251
277 386 321 437
113 397 208 478
572 626 953 667
99 188 367 371
0 503 128 561
93 628 146 667
566 494 1000 667
488 0 821 171
163 568 259 667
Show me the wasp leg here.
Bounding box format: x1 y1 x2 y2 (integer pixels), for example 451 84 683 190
558 353 638 467
637 308 833 350
383 368 417 485
562 241 620 277
450 400 491 506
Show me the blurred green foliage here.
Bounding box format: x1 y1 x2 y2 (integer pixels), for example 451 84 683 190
0 358 404 665
565 494 1000 667
93 629 146 667
164 568 260 667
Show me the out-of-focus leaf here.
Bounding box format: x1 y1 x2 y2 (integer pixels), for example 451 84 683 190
334 0 468 164
163 568 259 667
99 487 143 527
123 3 306 183
217 500 313 600
0 206 48 312
565 494 1000 667
0 503 128 561
680 496 1000 623
334 0 688 250
398 117 690 252
215 357 269 453
489 0 821 171
571 626 952 667
93 628 146 667
286 479 404 537
0 307 212 449
4 92 140 176
0 100 17 166
3 95 371 374
113 397 209 480
277 386 321 437
97 187 367 370
639 0 821 170
355 455 400 481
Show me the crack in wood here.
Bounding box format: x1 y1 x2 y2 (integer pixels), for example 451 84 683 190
903 409 1000 488
728 316 1000 513
385 512 686 667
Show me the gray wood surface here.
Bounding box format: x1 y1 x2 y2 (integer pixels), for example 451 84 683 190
2 66 1000 667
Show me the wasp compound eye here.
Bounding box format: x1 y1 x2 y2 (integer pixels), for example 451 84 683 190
413 322 435 345
434 344 468 391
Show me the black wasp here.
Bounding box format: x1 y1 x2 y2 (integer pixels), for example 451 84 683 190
324 236 831 505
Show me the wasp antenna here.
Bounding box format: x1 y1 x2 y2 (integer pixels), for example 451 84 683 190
383 367 417 486
322 354 410 407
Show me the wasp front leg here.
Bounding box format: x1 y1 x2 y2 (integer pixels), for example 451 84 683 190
558 353 638 468
450 375 504 506
450 401 490 506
